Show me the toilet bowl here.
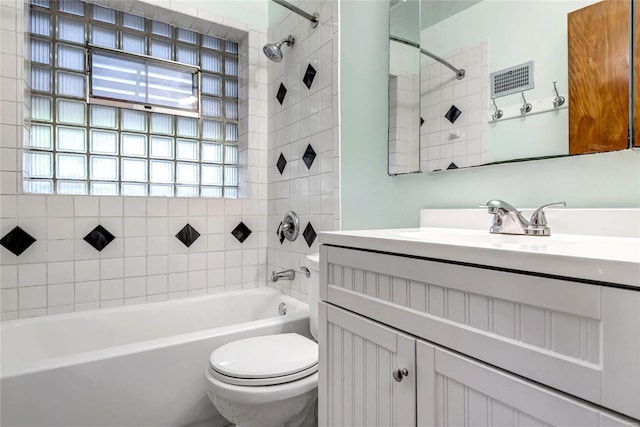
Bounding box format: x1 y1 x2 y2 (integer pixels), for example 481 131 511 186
204 254 320 427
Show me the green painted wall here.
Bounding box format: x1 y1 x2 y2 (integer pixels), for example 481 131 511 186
340 0 640 230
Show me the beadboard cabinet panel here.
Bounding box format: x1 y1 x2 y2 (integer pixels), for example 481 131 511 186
318 302 416 427
417 341 636 427
320 245 640 420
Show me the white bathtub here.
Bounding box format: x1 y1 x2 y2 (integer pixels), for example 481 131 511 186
0 288 310 427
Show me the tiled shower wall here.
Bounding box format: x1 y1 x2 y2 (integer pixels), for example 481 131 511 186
388 73 420 175
0 0 270 319
267 0 340 302
420 41 489 172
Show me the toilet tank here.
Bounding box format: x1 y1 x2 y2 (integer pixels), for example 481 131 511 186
306 253 320 341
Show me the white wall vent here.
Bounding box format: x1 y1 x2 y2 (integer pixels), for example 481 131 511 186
490 61 534 98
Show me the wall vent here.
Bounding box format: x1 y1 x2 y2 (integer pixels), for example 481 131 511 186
490 61 534 98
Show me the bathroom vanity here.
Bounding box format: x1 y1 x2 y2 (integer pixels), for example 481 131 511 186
317 209 640 426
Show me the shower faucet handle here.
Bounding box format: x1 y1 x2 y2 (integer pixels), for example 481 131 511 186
277 211 300 242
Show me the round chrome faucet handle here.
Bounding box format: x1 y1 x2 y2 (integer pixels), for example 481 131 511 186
277 222 291 233
278 211 300 242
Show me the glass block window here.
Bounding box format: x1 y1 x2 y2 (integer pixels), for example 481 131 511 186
25 0 240 198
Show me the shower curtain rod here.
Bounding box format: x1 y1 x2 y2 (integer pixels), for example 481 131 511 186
390 35 466 80
272 0 319 28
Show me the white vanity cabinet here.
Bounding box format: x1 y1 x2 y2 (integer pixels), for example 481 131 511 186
319 303 636 427
317 244 640 426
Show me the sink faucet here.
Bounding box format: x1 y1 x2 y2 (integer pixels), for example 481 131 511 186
480 200 566 236
271 269 295 282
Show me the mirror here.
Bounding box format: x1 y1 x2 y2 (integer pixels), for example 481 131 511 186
388 0 421 175
388 0 635 174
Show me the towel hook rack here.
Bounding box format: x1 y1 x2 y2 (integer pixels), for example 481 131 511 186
520 92 532 115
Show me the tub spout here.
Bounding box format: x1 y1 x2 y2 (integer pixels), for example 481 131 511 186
271 269 295 282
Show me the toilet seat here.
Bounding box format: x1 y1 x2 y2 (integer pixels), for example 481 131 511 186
209 333 318 386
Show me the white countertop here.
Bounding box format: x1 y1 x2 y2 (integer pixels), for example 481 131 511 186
318 227 640 288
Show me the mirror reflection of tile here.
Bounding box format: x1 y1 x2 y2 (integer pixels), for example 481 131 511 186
388 73 421 175
420 41 489 172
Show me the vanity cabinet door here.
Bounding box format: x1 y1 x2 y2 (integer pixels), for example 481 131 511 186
318 302 416 427
416 340 637 427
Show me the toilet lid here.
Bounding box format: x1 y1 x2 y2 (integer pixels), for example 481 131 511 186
210 333 318 380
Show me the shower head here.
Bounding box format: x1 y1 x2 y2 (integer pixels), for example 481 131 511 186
263 35 294 62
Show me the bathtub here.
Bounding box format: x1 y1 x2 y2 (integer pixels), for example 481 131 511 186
0 288 310 427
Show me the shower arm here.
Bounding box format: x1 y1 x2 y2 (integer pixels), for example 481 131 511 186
390 35 466 80
272 0 319 28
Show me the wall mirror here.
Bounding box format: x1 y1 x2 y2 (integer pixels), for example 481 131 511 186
388 0 638 175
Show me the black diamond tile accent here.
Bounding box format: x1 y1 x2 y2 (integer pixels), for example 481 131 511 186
1 226 36 256
444 105 462 124
303 222 316 248
447 162 459 170
277 153 287 175
302 63 317 89
84 225 115 252
302 144 316 170
175 224 201 248
420 117 425 126
231 221 252 243
276 83 287 105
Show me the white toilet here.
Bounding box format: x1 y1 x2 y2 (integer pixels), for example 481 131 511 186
204 254 320 427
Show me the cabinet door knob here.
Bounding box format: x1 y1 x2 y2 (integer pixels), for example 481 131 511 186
392 367 409 382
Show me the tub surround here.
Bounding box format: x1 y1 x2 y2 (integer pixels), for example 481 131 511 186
267 0 340 303
0 0 271 320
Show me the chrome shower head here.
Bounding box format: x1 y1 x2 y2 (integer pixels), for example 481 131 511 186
263 35 294 62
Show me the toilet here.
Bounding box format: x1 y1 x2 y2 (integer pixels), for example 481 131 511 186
204 253 320 427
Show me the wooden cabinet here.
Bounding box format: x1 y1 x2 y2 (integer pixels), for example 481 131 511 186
319 245 640 426
568 0 630 154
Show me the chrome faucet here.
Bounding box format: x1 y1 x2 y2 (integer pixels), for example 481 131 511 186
480 200 566 236
271 269 295 282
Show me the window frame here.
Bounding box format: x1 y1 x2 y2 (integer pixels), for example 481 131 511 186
87 44 202 119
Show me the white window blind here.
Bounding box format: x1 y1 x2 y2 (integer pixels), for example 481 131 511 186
89 48 199 115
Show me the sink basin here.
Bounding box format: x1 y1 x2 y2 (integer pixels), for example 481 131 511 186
397 228 580 252
319 208 640 287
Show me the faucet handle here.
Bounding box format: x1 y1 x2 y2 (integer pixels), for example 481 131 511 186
480 199 517 214
527 201 566 235
529 201 566 226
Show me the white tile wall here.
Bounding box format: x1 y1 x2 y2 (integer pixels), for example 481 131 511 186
266 0 340 302
420 41 489 172
389 73 420 174
0 0 270 319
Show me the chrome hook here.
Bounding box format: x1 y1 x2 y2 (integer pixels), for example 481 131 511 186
552 81 565 108
520 92 532 115
491 98 503 120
